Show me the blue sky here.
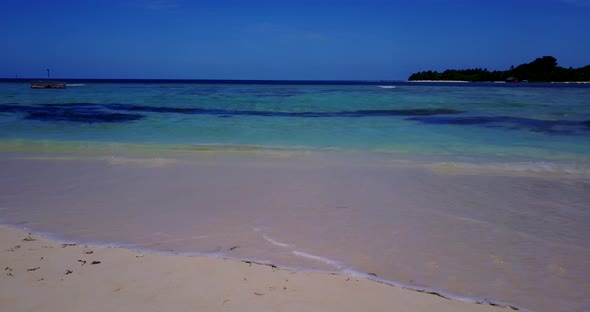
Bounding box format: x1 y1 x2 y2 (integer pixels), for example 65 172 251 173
1 0 589 80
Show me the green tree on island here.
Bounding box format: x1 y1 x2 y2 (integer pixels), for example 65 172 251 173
408 56 590 82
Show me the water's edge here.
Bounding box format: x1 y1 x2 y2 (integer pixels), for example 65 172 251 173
0 223 523 311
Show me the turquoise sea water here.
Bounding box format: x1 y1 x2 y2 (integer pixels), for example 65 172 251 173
1 81 590 165
2 81 590 311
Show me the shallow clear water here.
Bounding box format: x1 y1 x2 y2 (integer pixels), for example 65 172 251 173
1 81 590 311
1 82 590 163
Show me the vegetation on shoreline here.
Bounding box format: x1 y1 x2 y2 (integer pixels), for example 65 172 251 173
408 56 590 82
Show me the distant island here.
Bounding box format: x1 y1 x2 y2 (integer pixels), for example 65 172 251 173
408 56 590 83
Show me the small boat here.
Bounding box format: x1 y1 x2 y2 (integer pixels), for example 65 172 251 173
30 69 66 89
30 80 67 89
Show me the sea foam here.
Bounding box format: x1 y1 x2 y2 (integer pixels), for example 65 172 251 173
262 234 290 248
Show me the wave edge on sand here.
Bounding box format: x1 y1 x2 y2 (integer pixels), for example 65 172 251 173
0 225 521 311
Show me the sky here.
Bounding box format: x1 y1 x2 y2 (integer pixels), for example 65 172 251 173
1 0 589 80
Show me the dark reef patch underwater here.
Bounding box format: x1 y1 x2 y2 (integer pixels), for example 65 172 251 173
409 116 590 135
1 103 589 136
1 103 464 122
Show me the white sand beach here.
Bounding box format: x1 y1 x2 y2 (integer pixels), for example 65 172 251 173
0 226 512 312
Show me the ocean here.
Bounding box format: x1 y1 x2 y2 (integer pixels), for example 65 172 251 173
1 80 589 311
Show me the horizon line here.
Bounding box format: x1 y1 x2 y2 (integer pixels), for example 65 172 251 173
0 78 401 84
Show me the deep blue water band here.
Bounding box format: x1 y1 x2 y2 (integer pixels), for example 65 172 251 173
2 102 589 136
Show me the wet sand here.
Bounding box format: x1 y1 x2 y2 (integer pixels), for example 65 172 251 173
0 226 510 312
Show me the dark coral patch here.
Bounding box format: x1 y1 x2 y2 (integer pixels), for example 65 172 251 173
409 116 590 135
25 111 144 123
2 103 144 123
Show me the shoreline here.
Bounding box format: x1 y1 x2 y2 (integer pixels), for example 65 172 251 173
0 225 517 311
1 149 588 311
